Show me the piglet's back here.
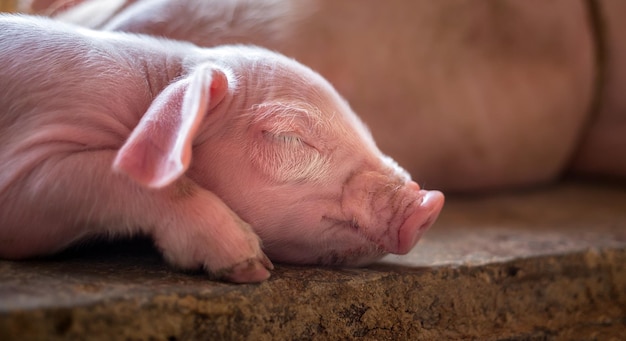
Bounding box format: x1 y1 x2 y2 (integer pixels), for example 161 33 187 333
0 14 188 130
0 14 190 194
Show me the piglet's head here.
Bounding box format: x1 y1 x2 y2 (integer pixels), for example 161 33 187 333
114 46 444 267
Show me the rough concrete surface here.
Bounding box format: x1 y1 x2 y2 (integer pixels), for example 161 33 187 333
0 181 625 340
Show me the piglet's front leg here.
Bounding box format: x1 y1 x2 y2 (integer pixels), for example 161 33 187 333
0 149 272 283
152 183 274 283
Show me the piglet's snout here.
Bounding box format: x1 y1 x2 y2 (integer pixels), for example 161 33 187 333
342 173 444 255
395 183 444 254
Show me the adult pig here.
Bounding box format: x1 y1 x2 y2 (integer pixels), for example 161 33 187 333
572 0 626 178
0 15 443 283
27 0 598 191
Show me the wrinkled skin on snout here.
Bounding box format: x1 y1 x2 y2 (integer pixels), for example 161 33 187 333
0 15 443 283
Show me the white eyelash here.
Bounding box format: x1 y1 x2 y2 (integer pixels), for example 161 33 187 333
256 131 329 183
263 130 305 147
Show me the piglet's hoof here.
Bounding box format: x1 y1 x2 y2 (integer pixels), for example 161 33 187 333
219 254 274 283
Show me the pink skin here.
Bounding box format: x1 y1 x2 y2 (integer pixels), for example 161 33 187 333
31 0 599 192
0 15 443 283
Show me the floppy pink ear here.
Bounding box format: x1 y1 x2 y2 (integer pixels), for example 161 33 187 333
113 63 228 188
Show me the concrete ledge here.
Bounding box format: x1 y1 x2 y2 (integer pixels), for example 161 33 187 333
1 181 625 340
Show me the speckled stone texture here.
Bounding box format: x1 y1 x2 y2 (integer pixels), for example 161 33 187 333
1 181 625 340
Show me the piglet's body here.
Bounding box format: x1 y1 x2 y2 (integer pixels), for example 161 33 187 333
0 15 443 283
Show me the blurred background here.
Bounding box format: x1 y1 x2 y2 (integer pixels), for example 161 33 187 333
0 0 16 12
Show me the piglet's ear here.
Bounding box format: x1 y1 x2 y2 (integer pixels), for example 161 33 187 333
113 63 228 188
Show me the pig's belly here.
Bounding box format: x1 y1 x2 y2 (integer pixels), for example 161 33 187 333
281 0 595 191
572 0 626 178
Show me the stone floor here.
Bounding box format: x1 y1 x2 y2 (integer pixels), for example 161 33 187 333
0 180 625 340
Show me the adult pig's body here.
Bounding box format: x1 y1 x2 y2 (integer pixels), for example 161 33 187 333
0 15 443 282
572 0 626 177
31 0 597 191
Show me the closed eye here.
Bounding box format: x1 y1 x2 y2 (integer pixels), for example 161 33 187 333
255 129 329 183
262 130 313 148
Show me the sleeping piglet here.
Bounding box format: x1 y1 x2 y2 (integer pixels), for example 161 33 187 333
0 14 444 283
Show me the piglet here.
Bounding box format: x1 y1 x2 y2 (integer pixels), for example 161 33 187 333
0 15 444 283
